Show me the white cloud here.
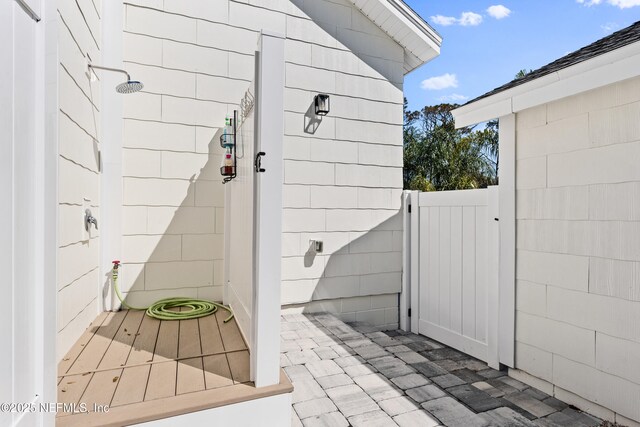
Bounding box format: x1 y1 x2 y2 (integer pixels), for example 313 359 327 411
609 0 640 7
430 11 483 27
430 15 458 26
487 5 512 19
438 94 469 103
576 0 603 5
601 22 621 33
421 73 459 91
459 11 483 26
578 0 640 8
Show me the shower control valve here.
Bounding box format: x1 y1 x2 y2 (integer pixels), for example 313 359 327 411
85 209 98 231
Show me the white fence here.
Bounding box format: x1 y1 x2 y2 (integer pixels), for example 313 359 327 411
407 188 504 368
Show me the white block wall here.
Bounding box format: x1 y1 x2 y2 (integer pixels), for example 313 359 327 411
118 0 405 327
514 76 640 423
57 0 102 358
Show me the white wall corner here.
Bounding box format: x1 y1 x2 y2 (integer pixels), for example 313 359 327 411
100 0 124 312
252 32 285 388
498 113 516 368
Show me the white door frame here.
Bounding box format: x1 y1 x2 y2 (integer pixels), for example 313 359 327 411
251 31 285 388
0 0 58 425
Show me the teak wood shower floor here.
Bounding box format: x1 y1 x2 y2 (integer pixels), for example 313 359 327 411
56 309 291 427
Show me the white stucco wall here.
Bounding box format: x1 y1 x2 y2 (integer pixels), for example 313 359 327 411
118 0 405 328
514 75 640 424
57 0 103 358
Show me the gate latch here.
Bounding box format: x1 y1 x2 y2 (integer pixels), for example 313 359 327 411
255 151 266 173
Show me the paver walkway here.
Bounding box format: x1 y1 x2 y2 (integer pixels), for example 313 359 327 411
281 313 602 427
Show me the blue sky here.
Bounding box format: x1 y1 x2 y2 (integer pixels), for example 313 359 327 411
403 0 640 111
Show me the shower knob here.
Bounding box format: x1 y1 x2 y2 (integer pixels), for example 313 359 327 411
85 209 98 231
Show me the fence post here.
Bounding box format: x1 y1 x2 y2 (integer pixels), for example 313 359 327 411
409 191 420 333
498 113 516 367
487 186 500 369
400 191 411 331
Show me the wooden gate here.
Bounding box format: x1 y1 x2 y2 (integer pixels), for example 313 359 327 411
409 188 501 367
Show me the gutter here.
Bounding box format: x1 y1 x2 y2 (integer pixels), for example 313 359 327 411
387 0 442 46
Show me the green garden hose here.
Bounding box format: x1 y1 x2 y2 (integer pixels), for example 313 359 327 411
111 261 234 322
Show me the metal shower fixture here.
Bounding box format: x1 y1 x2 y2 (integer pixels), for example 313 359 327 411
87 63 144 94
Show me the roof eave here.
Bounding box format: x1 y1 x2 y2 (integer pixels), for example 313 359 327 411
347 0 442 74
452 40 640 128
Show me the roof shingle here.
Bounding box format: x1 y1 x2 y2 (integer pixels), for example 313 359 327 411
465 20 640 106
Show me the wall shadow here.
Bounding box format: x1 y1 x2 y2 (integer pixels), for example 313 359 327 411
285 0 406 320
304 101 323 134
293 208 405 326
85 122 238 386
97 125 227 311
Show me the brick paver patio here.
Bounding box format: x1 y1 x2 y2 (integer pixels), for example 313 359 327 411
281 313 602 427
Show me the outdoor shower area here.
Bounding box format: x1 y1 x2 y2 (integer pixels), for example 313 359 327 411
55 32 292 426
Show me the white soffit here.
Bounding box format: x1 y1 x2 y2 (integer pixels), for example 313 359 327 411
452 40 640 128
347 0 442 74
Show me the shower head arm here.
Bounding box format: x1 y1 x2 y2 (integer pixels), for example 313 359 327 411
88 64 131 81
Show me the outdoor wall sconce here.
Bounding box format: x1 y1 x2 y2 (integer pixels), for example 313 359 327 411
309 240 324 253
315 94 330 116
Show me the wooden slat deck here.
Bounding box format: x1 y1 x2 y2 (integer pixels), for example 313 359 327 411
56 310 292 427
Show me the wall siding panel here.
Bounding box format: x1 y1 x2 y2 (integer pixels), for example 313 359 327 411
515 76 640 423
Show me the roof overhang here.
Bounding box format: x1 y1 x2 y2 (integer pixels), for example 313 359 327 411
346 0 442 74
452 39 640 128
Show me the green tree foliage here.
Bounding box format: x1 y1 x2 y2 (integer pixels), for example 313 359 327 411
515 69 533 79
403 99 499 191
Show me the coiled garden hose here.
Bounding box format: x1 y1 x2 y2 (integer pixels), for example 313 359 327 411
111 261 234 323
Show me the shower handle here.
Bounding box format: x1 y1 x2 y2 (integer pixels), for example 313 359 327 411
255 152 266 173
85 209 98 231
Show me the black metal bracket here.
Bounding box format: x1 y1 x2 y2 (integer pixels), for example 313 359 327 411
255 152 266 173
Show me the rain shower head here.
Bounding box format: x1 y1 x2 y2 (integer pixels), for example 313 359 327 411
116 80 144 94
88 63 144 95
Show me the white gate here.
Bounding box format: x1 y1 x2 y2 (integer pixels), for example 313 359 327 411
409 188 501 367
